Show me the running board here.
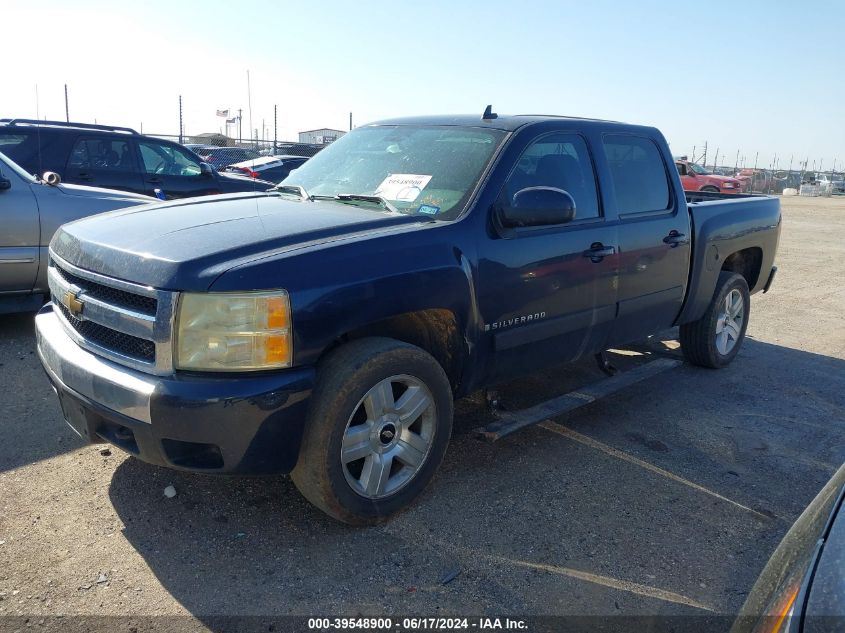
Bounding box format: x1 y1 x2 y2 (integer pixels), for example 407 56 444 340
475 357 681 442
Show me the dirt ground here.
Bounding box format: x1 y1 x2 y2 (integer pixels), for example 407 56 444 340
1 195 843 631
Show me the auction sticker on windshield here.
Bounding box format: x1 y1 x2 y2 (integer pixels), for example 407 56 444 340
375 174 433 202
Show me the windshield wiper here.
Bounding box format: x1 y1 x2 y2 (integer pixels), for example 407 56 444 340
273 184 311 201
335 194 399 214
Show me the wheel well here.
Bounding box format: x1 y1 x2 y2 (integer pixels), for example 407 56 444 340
722 247 763 289
326 310 464 392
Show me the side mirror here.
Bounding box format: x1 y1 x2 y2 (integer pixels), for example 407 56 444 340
42 171 61 186
498 187 576 228
200 162 214 177
0 177 10 191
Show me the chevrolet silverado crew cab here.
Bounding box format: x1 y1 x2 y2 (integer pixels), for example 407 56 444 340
36 111 781 524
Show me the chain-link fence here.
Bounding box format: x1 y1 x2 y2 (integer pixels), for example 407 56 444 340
149 134 325 159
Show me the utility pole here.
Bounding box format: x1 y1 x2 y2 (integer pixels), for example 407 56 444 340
702 141 708 167
734 150 740 172
274 104 277 153
64 84 69 122
178 95 183 144
713 148 719 171
238 109 242 143
349 112 353 131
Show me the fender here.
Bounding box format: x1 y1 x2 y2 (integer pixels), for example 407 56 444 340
211 221 481 388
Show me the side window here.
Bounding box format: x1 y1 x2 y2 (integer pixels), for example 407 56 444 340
68 138 133 171
0 132 63 174
676 162 687 176
138 142 201 176
603 135 671 214
503 133 600 220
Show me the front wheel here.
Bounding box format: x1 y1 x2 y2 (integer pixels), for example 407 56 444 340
291 337 453 525
680 272 750 368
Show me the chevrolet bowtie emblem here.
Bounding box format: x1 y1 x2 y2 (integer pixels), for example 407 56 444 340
63 290 84 318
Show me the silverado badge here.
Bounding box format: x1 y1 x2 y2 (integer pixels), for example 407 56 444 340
62 290 84 318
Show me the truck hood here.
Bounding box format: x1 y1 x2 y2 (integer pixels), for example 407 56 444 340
706 174 741 185
51 192 431 290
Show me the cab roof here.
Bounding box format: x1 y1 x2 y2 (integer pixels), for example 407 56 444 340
366 113 631 132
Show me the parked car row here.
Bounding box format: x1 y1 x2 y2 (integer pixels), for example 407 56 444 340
673 159 845 195
0 119 274 200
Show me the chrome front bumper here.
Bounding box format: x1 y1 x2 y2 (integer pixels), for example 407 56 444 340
35 304 156 424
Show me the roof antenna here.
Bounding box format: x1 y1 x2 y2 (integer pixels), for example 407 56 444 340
482 105 498 120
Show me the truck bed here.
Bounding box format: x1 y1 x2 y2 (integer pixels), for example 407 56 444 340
677 191 781 326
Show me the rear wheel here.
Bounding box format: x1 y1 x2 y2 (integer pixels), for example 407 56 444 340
680 272 750 368
291 337 453 525
701 185 720 193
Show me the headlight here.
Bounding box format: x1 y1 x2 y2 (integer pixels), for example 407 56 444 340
175 291 292 371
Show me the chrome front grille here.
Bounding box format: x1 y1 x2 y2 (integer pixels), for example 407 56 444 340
51 262 158 316
48 252 176 375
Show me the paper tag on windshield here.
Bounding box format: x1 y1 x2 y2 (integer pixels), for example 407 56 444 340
375 174 433 202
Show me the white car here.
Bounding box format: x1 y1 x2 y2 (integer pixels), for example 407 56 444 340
816 173 845 194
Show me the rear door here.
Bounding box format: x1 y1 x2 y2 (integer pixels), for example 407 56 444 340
63 136 145 194
603 134 692 346
136 140 218 199
479 129 619 384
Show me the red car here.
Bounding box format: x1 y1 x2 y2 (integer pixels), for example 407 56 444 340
675 160 742 194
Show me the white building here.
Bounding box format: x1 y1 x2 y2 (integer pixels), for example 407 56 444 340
298 128 346 145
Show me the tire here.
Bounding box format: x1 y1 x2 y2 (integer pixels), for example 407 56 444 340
701 185 720 193
680 272 750 368
291 337 453 525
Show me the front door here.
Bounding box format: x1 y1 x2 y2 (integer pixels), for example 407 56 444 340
0 166 39 292
604 134 692 346
136 141 218 199
478 131 619 384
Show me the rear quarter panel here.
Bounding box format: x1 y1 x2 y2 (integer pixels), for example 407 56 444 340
677 195 781 325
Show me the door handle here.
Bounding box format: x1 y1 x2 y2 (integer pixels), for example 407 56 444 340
77 172 93 182
146 176 162 184
663 231 690 247
583 243 616 261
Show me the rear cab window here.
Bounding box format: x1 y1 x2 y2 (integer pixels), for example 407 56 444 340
603 134 672 215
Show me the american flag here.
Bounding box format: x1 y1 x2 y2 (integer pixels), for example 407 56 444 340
216 109 229 117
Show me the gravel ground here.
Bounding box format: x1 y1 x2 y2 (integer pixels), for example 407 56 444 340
1 195 843 630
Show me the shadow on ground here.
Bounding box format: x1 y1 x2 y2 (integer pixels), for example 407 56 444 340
106 335 845 625
0 312 80 473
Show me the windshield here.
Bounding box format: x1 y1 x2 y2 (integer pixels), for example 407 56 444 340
688 163 711 175
281 125 507 220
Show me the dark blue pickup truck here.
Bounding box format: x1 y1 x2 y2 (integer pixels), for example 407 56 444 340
35 111 781 524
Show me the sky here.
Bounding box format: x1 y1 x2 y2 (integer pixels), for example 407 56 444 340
3 0 844 170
